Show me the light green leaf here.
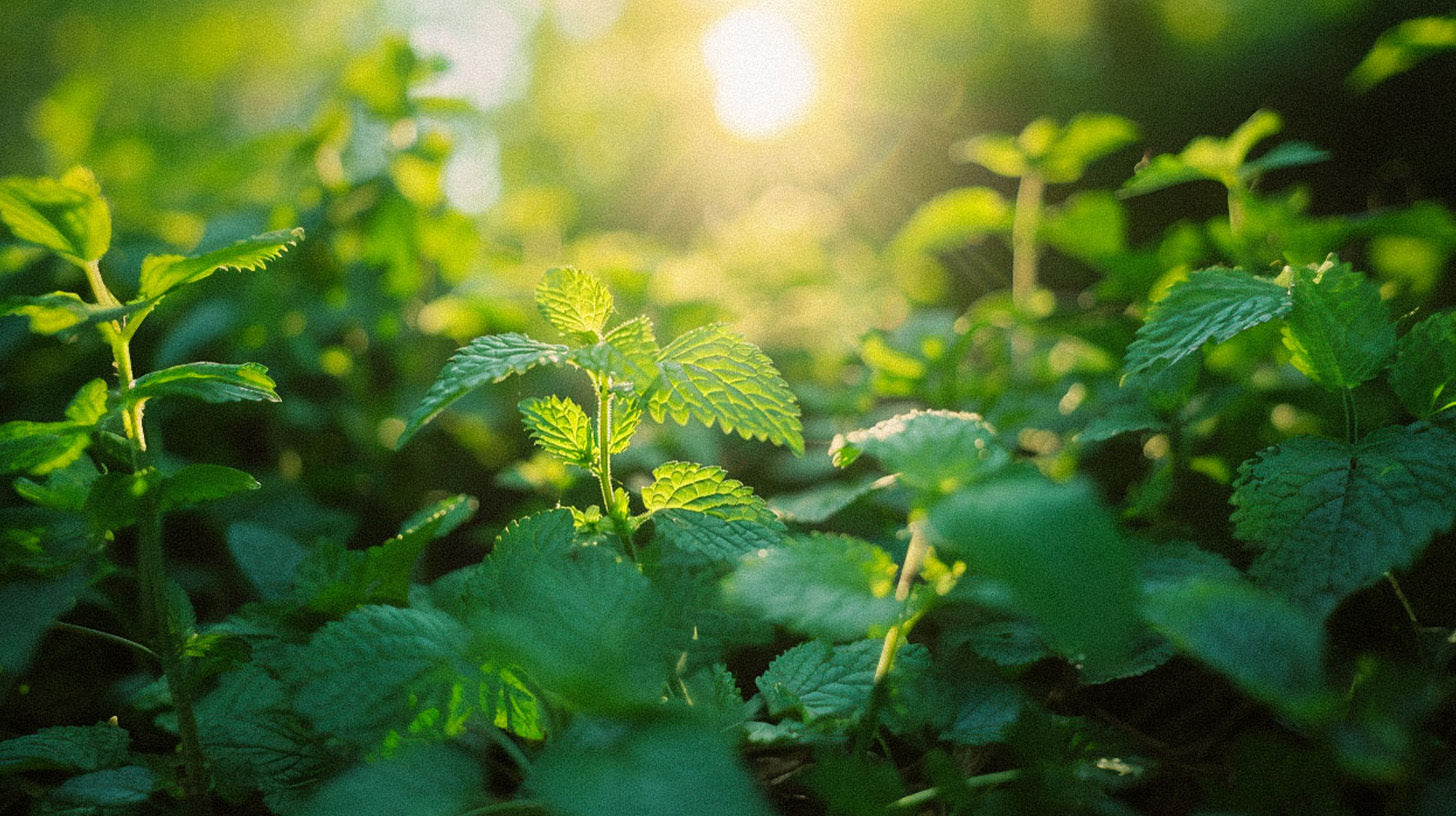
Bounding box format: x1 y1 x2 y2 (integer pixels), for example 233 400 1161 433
828 410 1009 496
1389 311 1456 419
126 362 280 405
0 167 110 265
399 333 568 446
195 666 334 800
1038 113 1140 183
609 394 642 455
642 461 775 523
65 379 109 425
929 476 1141 677
1040 190 1128 261
568 315 661 390
952 132 1027 177
890 187 1012 260
1122 267 1291 384
536 266 614 344
532 715 774 816
651 509 786 567
519 395 593 468
0 723 130 773
1144 578 1328 720
138 227 303 301
1121 110 1285 196
161 464 260 509
290 743 483 816
723 533 901 642
2 292 143 336
1282 259 1395 389
1232 424 1456 615
1350 16 1456 91
646 324 803 455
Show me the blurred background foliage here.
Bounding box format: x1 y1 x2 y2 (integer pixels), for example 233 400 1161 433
3 0 1456 731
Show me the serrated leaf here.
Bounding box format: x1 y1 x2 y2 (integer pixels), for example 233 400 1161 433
126 361 280 406
289 743 482 816
723 533 902 642
645 324 803 455
138 227 303 301
0 168 110 265
1389 311 1456 418
609 394 642 455
399 333 568 446
568 316 661 390
532 715 774 816
1231 424 1456 615
161 464 259 509
942 682 1024 746
1144 578 1328 719
1123 267 1291 384
651 509 786 567
1282 259 1395 389
642 461 775 523
0 723 130 773
828 410 1009 496
757 639 879 723
536 266 614 343
2 292 144 336
961 620 1051 667
195 666 335 799
0 421 92 476
520 395 593 468
928 476 1141 677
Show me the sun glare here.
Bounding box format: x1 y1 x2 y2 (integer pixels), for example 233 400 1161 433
702 7 819 140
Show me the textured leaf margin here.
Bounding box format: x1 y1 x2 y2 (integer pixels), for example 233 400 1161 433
399 333 568 445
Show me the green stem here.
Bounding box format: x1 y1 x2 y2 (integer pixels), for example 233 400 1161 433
594 377 635 557
855 515 931 754
1342 388 1358 444
53 622 160 662
1384 572 1421 631
1011 172 1044 309
890 769 1022 810
1227 187 1247 240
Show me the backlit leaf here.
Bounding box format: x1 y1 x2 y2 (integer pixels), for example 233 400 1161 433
568 315 661 390
1350 15 1456 91
1231 423 1456 615
519 395 593 468
1282 259 1395 389
161 464 260 509
0 168 110 265
399 333 567 446
642 461 775 523
1389 311 1456 418
138 227 303 301
646 324 803 454
828 410 1009 496
126 362 280 405
536 266 614 344
2 292 143 336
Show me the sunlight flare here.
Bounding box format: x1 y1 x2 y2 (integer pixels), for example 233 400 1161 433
702 6 819 139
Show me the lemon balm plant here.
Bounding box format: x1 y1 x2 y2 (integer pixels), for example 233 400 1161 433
0 168 300 815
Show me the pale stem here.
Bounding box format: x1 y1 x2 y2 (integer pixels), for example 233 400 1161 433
1011 172 1045 309
874 515 932 683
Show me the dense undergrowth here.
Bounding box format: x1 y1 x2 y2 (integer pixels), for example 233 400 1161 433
3 11 1456 816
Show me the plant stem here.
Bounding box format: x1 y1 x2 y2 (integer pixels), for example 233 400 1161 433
855 515 931 754
53 622 160 661
1011 172 1044 309
1342 388 1358 444
1384 572 1421 631
890 769 1022 810
594 377 635 557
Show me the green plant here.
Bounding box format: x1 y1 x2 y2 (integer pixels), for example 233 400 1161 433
0 169 301 814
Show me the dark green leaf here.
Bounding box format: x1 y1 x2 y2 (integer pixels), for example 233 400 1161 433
651 509 786 567
126 362 280 405
289 743 483 816
519 395 593 468
942 682 1024 746
195 666 337 800
0 568 87 677
161 464 260 509
1122 267 1291 384
929 476 1141 677
766 476 891 525
536 266 614 343
1241 141 1330 178
0 420 91 476
1232 424 1456 615
137 227 302 301
828 410 1009 495
723 533 902 642
0 168 110 265
0 723 130 773
1388 311 1456 419
48 765 155 808
227 523 307 602
1144 578 1328 719
755 639 926 728
1282 259 1395 388
399 333 568 446
646 324 803 455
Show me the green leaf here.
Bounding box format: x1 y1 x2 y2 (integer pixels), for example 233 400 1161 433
399 333 568 446
227 523 307 602
766 476 891 525
48 765 155 809
194 666 335 800
2 291 143 336
1144 578 1328 719
161 464 260 509
641 461 776 523
0 723 130 773
828 410 1010 496
126 362 280 405
536 266 614 343
568 315 661 390
84 469 157 532
723 533 902 642
0 568 87 677
1231 423 1456 615
1282 259 1395 389
960 620 1051 667
0 167 110 265
609 394 642 454
1241 141 1330 178
137 227 303 301
651 509 786 567
1350 16 1456 91
646 324 803 454
1122 267 1291 384
890 187 1012 259
289 743 483 816
531 715 774 816
755 639 928 729
65 379 109 425
1121 110 1284 196
942 682 1024 746
1389 311 1456 418
0 420 91 476
952 132 1027 177
928 476 1142 677
519 395 593 468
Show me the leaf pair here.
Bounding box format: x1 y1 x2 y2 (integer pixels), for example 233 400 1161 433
1120 110 1328 197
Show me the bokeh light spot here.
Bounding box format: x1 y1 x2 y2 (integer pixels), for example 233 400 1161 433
702 7 818 140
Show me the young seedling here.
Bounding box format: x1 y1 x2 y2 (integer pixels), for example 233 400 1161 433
0 168 300 815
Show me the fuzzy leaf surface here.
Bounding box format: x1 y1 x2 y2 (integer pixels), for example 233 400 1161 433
1389 311 1456 419
519 395 593 468
568 316 660 390
0 724 130 773
828 410 1009 495
536 266 614 343
1232 424 1456 615
756 639 881 723
138 227 303 301
126 362 280 405
646 324 803 454
194 666 335 799
1282 260 1395 389
0 168 110 265
399 333 567 445
723 534 901 642
1123 267 1291 383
